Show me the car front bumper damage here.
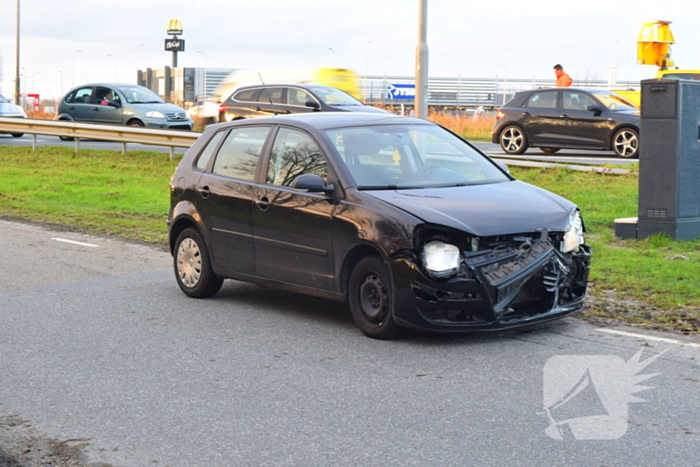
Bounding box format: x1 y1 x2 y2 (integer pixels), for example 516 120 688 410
390 239 592 332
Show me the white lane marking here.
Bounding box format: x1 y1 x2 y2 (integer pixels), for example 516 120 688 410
51 237 99 248
596 328 700 348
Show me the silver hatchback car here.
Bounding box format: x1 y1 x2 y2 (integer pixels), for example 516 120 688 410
55 83 193 140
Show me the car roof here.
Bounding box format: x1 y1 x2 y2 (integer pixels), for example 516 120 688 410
235 83 336 91
519 87 619 94
209 112 430 131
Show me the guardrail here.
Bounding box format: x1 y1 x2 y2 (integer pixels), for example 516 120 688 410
0 117 200 160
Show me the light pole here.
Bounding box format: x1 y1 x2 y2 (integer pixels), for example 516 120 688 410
14 0 20 106
136 44 145 81
328 47 334 67
21 67 26 111
72 49 82 87
106 54 116 81
196 51 207 101
503 47 508 106
31 71 41 93
57 70 63 96
364 41 372 103
415 0 429 119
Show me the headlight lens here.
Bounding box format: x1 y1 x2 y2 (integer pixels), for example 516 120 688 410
146 111 166 119
561 209 584 253
421 241 461 278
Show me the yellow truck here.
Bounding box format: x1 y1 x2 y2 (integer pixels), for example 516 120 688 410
617 20 700 106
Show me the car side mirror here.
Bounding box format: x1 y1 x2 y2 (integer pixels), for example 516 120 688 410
305 100 320 110
587 105 602 116
496 161 510 174
290 174 333 193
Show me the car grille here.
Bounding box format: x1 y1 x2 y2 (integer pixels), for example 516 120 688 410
165 112 188 121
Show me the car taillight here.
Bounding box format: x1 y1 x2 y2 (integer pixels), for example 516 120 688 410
219 103 226 113
496 110 504 120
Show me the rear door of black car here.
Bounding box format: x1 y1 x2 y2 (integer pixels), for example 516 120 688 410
519 91 562 145
196 125 273 275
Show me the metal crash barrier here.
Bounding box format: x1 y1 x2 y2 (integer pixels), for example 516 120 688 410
0 117 200 160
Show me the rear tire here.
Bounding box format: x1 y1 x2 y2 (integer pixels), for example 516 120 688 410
59 136 74 141
11 133 23 138
174 227 223 298
499 125 528 155
348 256 404 340
540 148 560 154
128 120 145 127
612 128 639 158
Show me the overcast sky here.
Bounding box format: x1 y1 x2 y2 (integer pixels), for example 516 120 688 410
0 0 698 100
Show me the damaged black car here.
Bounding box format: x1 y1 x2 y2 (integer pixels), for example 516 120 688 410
167 112 592 339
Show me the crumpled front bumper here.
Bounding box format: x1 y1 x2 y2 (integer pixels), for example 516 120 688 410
389 242 592 332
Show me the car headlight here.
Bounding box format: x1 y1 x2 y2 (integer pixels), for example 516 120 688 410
421 241 461 278
146 111 166 119
561 209 585 253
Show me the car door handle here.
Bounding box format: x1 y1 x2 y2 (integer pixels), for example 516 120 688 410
69 106 76 111
255 197 271 211
197 186 211 198
521 112 530 117
560 114 569 119
92 107 99 112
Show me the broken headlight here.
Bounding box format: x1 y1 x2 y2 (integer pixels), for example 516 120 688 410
421 241 461 278
561 209 585 253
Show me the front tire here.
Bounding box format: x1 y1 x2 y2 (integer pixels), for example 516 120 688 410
174 227 223 298
11 133 23 138
348 256 404 339
59 136 75 141
540 148 560 154
128 120 145 127
499 125 528 155
612 128 639 158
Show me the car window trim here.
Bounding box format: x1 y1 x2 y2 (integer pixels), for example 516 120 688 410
193 128 230 174
207 125 275 182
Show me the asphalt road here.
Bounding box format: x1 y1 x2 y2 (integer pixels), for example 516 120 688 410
0 220 698 466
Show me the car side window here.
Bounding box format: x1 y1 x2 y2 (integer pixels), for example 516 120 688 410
195 130 226 171
562 92 597 111
524 92 557 109
212 126 272 180
233 88 261 102
257 87 283 104
70 87 93 104
266 128 327 187
96 87 120 105
286 89 314 106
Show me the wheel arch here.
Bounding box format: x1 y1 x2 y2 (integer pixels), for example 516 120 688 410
169 216 201 254
126 118 145 126
340 244 386 302
608 124 640 150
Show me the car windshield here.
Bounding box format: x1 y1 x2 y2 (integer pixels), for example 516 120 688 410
309 86 362 106
325 124 510 189
0 95 9 104
115 85 165 104
590 91 638 111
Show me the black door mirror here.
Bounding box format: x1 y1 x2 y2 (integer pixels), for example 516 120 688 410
305 100 320 110
587 105 602 115
290 174 333 193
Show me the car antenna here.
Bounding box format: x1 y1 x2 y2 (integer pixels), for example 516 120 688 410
258 73 278 115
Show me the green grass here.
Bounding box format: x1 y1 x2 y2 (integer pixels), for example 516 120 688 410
1 147 698 334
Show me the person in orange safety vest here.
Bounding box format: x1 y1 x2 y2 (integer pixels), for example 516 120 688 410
553 64 572 87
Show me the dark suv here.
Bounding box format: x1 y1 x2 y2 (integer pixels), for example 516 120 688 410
218 83 390 122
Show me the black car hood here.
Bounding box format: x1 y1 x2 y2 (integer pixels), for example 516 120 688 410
365 180 576 236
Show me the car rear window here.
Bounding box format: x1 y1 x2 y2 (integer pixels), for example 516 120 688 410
234 89 262 102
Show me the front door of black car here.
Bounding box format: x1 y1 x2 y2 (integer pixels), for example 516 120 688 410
252 127 335 290
519 91 562 145
557 91 611 148
197 125 272 275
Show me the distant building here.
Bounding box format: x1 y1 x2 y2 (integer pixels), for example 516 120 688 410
137 66 233 106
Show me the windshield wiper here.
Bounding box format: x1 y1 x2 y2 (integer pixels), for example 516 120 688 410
358 185 424 191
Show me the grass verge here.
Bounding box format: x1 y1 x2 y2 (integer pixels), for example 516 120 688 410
1 146 698 334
